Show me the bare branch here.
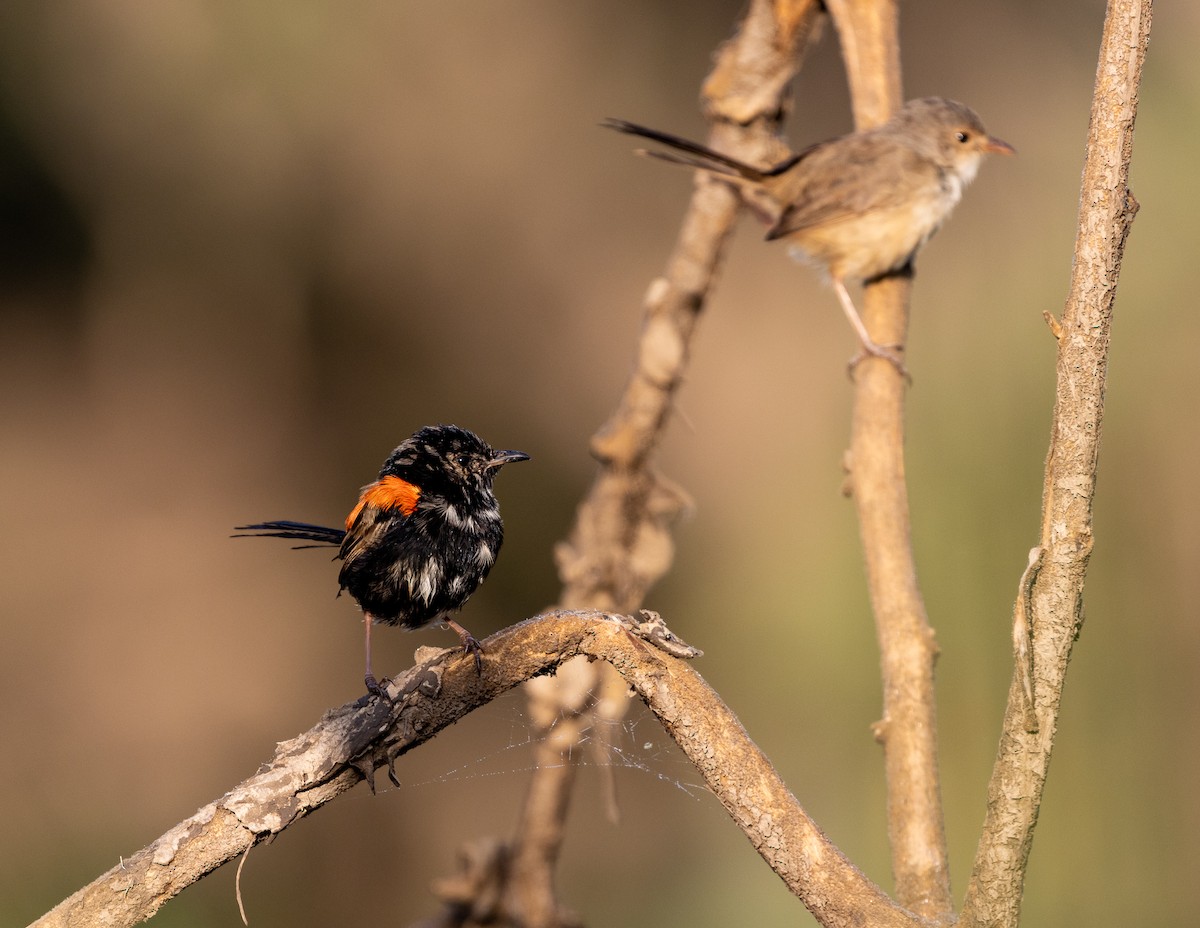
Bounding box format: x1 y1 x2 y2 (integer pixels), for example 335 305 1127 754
824 0 902 126
557 0 824 610
498 3 825 923
29 613 680 928
822 0 952 916
960 1 1151 926
30 610 927 928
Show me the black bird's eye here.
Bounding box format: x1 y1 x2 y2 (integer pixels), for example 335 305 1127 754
456 454 471 468
955 131 970 144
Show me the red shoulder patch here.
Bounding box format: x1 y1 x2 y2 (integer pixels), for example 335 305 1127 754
345 476 421 529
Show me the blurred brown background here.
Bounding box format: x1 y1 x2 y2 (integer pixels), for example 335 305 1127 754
2 2 1196 926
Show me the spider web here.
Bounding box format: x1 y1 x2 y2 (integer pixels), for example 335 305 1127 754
385 688 709 800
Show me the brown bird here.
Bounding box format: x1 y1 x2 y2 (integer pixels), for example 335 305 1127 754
605 98 1014 375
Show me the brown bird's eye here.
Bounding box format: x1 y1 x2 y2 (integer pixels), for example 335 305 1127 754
955 131 970 143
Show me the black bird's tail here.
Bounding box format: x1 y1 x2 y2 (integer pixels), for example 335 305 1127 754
233 520 346 549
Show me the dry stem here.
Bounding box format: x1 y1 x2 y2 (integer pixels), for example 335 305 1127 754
823 0 953 917
959 1 1150 925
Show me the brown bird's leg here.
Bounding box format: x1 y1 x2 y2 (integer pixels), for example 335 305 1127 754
444 618 484 673
833 278 911 382
363 613 390 699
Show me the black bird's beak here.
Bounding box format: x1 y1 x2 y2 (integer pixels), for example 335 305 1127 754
486 449 530 470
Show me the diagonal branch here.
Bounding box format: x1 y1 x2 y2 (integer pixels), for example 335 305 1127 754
29 613 689 928
29 610 926 928
960 1 1150 926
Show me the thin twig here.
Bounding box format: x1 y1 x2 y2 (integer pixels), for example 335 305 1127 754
958 0 1149 925
236 842 251 926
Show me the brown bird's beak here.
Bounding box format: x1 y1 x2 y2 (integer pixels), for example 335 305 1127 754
984 136 1016 155
486 449 530 470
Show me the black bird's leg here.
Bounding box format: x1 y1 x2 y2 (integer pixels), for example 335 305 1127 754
444 618 484 673
363 613 392 701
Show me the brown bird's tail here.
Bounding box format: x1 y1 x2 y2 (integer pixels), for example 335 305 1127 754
602 118 803 182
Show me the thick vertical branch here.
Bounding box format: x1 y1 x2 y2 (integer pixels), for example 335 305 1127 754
823 0 953 918
960 1 1149 926
848 272 950 920
825 0 902 125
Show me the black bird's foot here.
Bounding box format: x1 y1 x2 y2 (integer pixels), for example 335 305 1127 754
462 634 484 674
444 617 485 674
365 673 393 702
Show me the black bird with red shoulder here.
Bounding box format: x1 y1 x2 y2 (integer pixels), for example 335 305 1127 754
236 424 529 698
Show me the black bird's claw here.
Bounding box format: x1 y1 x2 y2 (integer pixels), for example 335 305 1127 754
462 635 484 674
365 673 393 702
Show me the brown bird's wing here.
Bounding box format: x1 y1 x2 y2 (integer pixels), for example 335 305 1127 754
765 136 935 239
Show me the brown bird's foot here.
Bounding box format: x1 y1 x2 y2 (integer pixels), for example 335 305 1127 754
445 618 484 673
364 672 393 702
831 279 912 383
848 341 912 383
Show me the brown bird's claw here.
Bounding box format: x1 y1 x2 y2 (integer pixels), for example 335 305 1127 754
364 673 393 702
848 341 912 384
